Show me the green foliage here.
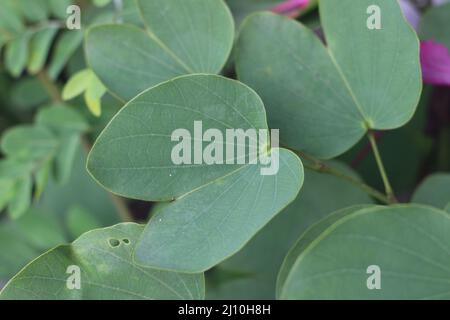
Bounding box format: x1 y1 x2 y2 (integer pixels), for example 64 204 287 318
236 0 421 158
0 0 449 301
277 205 450 299
0 223 205 300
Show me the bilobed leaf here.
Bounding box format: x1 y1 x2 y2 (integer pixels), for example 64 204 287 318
420 2 450 50
236 0 421 158
5 32 30 77
0 223 205 300
207 163 373 299
277 205 450 299
27 25 58 74
86 0 234 101
412 173 450 210
87 74 304 272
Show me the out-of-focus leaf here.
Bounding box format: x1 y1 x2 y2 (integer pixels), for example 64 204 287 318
38 144 120 226
34 159 51 199
1 125 58 161
36 104 89 134
412 173 450 209
65 206 102 239
11 77 50 110
53 134 80 184
0 1 24 34
62 69 95 101
83 75 106 116
420 3 450 50
48 0 73 19
93 0 112 7
14 209 66 250
5 32 30 77
48 31 83 80
27 25 58 74
8 175 32 219
17 0 49 23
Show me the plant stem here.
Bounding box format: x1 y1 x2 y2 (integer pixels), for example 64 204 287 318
37 69 135 222
367 131 397 203
37 70 62 103
294 150 392 204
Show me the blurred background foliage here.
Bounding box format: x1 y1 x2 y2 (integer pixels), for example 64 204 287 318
0 0 448 297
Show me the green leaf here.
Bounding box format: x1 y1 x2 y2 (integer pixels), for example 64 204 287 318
34 159 51 199
5 32 30 77
27 25 58 74
14 208 66 250
420 2 450 50
0 0 24 34
0 179 16 212
48 30 83 80
65 206 102 239
8 175 32 219
11 77 50 110
85 0 234 101
207 162 373 299
0 223 205 300
62 69 95 101
412 174 450 210
93 0 112 7
54 134 80 184
236 0 421 158
83 74 106 116
87 74 303 272
1 125 58 161
38 144 121 227
36 104 89 134
17 0 48 23
48 0 73 19
277 205 450 299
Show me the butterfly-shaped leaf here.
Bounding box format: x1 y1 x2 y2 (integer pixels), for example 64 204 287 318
236 0 421 158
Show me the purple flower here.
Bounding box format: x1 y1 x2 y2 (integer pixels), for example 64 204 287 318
271 0 310 17
420 40 450 86
400 0 450 86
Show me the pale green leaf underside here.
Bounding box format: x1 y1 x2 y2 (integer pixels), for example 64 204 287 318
86 0 234 101
134 147 303 272
88 74 304 272
278 205 450 300
0 223 204 300
236 0 421 158
88 74 269 201
207 162 373 299
412 173 450 210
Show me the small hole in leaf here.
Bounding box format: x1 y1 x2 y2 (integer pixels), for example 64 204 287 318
108 238 120 247
122 238 130 245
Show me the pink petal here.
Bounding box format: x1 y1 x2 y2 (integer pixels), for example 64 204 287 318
271 0 309 15
420 40 450 86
